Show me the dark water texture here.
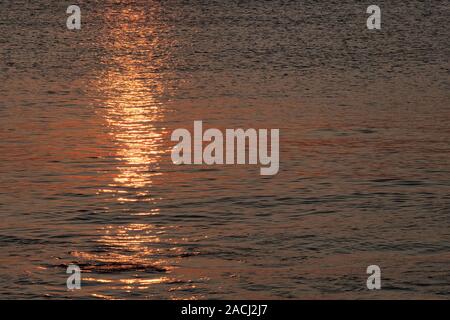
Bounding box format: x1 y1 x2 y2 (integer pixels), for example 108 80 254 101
0 1 449 299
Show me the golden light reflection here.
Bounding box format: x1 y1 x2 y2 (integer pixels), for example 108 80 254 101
70 223 183 293
71 5 195 299
96 67 165 199
91 5 168 203
71 224 175 271
85 277 172 289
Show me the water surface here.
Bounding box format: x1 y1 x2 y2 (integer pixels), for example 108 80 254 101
0 0 449 299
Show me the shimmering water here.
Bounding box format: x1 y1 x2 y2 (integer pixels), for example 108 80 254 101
0 0 449 299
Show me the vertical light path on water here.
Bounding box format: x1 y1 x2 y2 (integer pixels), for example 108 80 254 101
74 5 188 299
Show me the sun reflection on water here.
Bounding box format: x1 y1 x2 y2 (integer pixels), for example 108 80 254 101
90 4 169 202
70 5 195 299
97 65 165 201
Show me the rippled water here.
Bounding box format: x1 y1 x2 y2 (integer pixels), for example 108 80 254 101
0 1 449 299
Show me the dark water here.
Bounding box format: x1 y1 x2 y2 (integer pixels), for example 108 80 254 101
0 0 449 299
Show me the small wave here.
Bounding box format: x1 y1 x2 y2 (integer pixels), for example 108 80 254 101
56 261 167 273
